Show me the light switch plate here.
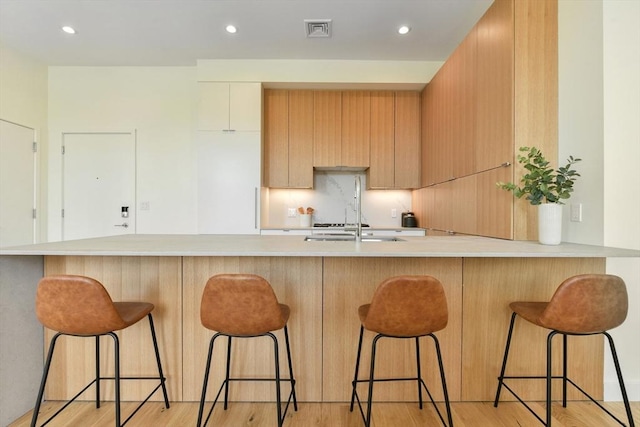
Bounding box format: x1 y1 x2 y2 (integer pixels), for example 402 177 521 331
570 203 582 222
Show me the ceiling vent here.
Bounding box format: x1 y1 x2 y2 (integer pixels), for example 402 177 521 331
304 19 332 38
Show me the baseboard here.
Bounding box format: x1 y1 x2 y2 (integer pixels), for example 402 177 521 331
604 380 640 402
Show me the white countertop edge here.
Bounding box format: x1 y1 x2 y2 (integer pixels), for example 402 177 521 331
1 234 639 258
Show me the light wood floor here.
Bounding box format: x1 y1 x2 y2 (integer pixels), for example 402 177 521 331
10 401 639 426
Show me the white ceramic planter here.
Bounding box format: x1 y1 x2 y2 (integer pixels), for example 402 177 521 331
538 203 563 245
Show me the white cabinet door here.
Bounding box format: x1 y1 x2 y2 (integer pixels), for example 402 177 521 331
197 82 261 131
197 83 229 131
197 131 260 234
0 120 36 247
229 83 261 131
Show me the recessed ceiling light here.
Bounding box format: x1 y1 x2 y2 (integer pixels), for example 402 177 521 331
398 25 411 35
62 26 76 34
225 25 237 34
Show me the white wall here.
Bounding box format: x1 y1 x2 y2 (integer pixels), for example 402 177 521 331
559 0 640 401
0 44 48 242
602 0 640 401
47 67 198 239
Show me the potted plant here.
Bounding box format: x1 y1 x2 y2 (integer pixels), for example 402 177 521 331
497 146 581 245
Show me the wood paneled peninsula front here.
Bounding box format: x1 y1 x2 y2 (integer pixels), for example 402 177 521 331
2 234 638 407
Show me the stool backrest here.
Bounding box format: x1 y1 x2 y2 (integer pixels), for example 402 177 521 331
364 275 448 337
36 275 127 335
201 274 286 335
539 274 628 334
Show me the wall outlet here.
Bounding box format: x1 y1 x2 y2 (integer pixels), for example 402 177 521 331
391 208 397 218
570 203 582 222
287 208 297 218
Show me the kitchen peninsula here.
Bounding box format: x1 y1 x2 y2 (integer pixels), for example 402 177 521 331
2 234 638 415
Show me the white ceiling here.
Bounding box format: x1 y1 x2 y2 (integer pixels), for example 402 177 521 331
0 0 493 66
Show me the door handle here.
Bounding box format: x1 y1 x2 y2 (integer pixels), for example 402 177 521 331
114 223 129 228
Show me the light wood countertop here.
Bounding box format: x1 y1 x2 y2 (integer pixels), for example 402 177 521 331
2 234 638 258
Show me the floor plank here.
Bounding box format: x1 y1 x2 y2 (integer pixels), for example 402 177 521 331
11 401 639 426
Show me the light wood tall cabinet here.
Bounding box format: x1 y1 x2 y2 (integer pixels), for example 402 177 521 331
416 0 557 240
263 90 314 188
368 91 421 189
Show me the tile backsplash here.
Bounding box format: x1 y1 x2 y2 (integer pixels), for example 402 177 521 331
264 171 413 228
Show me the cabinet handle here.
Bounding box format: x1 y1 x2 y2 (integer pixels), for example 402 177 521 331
254 187 258 229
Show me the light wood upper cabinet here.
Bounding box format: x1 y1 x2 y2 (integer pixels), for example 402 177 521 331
263 89 289 187
313 91 342 167
265 89 419 188
394 92 421 188
341 91 370 168
288 91 314 188
263 89 314 188
368 91 395 188
198 82 261 131
369 91 421 189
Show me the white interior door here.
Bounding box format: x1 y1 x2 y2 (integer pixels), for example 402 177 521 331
62 132 136 240
0 120 36 247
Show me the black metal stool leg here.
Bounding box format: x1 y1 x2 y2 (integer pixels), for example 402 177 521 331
30 333 62 427
365 334 383 427
546 331 558 427
223 336 232 410
96 336 101 408
415 336 424 409
350 326 365 412
283 325 298 411
494 312 517 407
605 332 636 427
431 334 453 427
148 314 170 408
108 332 121 427
267 332 283 427
562 333 568 408
197 333 220 427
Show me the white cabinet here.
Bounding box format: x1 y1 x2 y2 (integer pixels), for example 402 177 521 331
197 131 260 234
197 82 261 131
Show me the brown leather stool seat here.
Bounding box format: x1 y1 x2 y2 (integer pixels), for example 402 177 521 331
349 275 453 427
31 275 169 427
494 274 634 426
197 274 297 427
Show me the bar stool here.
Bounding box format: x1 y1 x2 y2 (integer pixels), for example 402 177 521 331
31 274 170 427
494 274 635 426
197 274 297 427
349 275 453 427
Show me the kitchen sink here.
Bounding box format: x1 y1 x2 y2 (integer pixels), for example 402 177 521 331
304 235 405 242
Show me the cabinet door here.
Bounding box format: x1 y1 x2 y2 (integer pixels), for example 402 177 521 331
198 82 261 131
264 89 289 187
197 83 229 131
197 131 260 234
395 91 421 188
342 91 370 168
368 91 395 188
313 91 342 167
229 83 262 131
288 90 314 188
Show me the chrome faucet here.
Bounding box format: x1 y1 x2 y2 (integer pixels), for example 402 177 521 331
355 176 362 242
